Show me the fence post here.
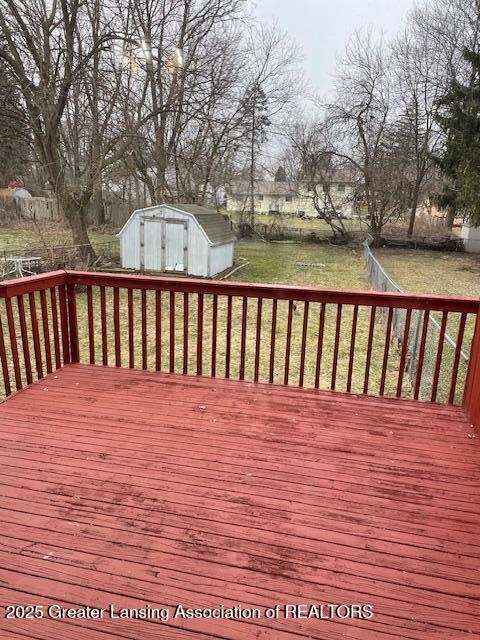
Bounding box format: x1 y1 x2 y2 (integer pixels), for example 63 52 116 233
463 309 480 426
66 279 80 363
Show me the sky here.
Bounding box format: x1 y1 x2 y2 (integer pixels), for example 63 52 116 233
254 0 417 99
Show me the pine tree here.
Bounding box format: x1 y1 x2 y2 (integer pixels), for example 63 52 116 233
240 82 270 227
274 165 287 182
435 48 480 223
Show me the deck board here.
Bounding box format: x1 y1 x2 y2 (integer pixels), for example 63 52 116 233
0 363 479 639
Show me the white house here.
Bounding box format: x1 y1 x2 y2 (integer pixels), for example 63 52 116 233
118 203 236 277
225 175 357 218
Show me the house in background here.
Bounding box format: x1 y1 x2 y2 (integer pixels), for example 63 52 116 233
118 203 235 277
225 173 357 218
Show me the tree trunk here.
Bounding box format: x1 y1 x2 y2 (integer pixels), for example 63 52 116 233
369 213 382 247
446 207 455 230
407 187 420 236
61 194 97 266
91 183 105 227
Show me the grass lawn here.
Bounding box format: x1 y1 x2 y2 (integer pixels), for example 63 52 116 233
71 240 402 400
0 224 117 254
226 211 362 235
371 248 480 403
374 248 480 297
233 240 367 287
0 230 474 404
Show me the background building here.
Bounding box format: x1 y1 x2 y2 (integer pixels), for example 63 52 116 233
225 175 357 218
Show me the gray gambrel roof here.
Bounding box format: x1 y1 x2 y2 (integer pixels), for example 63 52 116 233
169 203 236 245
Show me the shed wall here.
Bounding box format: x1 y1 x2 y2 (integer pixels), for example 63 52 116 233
120 206 212 276
210 242 235 276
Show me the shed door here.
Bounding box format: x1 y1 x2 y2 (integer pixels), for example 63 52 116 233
143 220 162 270
164 221 186 272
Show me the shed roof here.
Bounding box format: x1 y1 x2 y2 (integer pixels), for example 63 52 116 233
172 204 235 245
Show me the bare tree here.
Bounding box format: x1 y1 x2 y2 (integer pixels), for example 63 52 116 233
283 119 349 239
326 31 400 245
391 14 447 235
0 0 125 260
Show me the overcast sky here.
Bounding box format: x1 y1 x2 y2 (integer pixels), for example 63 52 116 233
254 0 417 99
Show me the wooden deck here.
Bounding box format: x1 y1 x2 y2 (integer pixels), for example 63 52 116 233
0 363 479 639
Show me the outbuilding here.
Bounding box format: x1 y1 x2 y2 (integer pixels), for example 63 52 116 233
117 203 236 277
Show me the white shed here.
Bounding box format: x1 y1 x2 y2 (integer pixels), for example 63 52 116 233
117 203 236 277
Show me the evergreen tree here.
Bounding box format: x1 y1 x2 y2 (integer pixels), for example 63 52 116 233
435 48 480 223
240 82 270 227
274 165 287 182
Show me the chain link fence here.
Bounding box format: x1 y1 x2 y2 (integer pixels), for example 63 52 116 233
363 239 469 402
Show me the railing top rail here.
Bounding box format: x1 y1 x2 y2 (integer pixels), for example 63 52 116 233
0 270 66 298
65 270 480 314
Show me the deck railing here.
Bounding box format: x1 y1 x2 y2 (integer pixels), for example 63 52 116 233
1 270 480 424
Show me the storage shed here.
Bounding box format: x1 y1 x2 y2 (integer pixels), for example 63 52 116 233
118 203 236 277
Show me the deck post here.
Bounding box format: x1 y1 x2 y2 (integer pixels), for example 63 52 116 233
66 280 80 363
463 309 480 427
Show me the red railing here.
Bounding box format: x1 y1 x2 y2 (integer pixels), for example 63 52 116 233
1 271 480 423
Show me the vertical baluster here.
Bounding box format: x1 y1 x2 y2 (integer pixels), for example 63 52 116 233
39 290 52 374
17 295 32 384
141 289 147 369
254 298 262 382
197 293 204 376
269 299 277 384
299 301 309 387
379 307 393 396
5 298 21 390
100 286 107 366
59 284 71 365
155 291 161 371
225 296 232 379
66 283 79 363
284 300 294 385
431 311 448 402
449 313 467 404
331 304 342 390
314 302 326 389
29 292 43 378
346 305 359 393
183 292 189 375
113 287 121 367
86 285 95 365
128 289 135 368
413 310 430 400
50 287 61 370
169 291 175 373
211 294 218 377
0 310 11 397
396 308 412 397
363 306 376 394
238 297 248 380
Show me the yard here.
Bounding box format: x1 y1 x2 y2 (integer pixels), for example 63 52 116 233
1 225 478 403
0 224 117 253
226 210 363 236
375 248 480 297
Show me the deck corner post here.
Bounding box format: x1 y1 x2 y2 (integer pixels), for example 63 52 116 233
66 279 80 364
463 306 480 427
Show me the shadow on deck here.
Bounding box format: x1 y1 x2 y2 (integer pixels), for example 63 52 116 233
0 363 479 639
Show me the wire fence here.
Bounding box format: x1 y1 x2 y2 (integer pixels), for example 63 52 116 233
363 238 470 402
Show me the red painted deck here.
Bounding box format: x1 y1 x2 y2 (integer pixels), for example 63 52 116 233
0 363 479 639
